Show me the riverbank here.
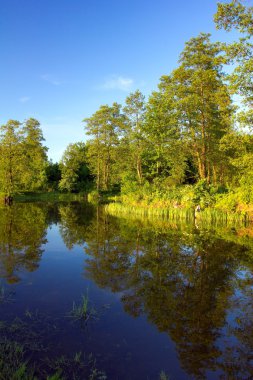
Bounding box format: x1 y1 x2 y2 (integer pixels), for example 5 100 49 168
106 202 250 226
2 186 253 225
105 181 253 223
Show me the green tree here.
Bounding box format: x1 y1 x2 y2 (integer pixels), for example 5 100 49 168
0 120 23 196
145 76 186 184
59 142 90 192
21 118 48 190
171 33 233 183
84 103 126 191
214 0 253 108
214 0 253 131
123 90 146 184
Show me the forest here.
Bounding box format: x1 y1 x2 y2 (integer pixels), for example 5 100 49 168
1 1 253 215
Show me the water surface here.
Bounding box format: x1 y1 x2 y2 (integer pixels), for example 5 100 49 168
0 202 253 379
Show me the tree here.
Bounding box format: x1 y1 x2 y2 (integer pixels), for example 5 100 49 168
145 76 186 184
123 90 146 184
171 33 234 183
59 142 90 192
0 120 23 196
21 118 48 190
214 1 253 110
84 103 126 191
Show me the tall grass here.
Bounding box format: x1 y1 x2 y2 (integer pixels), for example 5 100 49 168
105 202 250 227
196 207 249 225
105 202 195 221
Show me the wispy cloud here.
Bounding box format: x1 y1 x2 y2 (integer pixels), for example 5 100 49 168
99 75 134 91
19 96 30 103
41 74 61 86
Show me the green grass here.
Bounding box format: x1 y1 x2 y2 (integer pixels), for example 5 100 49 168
0 310 106 379
105 202 195 221
68 291 97 324
195 207 249 225
0 339 34 380
106 202 250 227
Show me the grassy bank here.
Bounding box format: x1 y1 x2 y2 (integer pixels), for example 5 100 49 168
106 201 250 226
106 180 253 223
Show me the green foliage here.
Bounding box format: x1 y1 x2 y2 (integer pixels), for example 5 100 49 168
215 1 253 118
45 161 61 191
84 103 126 191
0 118 48 195
0 340 34 380
123 90 146 184
59 142 91 192
21 118 48 190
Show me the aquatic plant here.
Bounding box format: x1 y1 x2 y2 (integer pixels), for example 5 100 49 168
105 201 250 227
0 339 34 380
68 291 97 324
0 310 106 379
159 371 170 380
46 352 107 380
105 202 194 221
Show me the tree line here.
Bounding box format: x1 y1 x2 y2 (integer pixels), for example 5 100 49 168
83 1 253 193
1 1 252 208
0 119 92 195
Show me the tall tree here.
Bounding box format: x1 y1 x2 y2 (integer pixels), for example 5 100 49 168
145 76 186 184
123 90 146 184
84 103 126 191
0 120 23 196
214 0 253 123
21 118 48 190
171 33 233 183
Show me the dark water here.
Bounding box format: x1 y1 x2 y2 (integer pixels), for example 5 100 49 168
0 202 253 379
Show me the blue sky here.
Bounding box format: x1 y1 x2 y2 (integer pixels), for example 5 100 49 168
0 0 237 161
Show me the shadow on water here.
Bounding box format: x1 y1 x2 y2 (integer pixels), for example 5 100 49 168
0 202 253 379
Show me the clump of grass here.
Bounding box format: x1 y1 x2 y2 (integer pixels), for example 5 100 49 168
159 370 170 380
46 352 107 380
68 291 97 325
0 339 34 380
106 201 251 228
0 311 106 379
105 202 194 221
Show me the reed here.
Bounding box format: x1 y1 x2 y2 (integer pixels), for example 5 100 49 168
105 202 195 221
68 291 97 324
105 202 250 227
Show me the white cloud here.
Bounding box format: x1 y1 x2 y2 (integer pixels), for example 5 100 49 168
41 74 61 86
19 96 30 103
99 75 134 91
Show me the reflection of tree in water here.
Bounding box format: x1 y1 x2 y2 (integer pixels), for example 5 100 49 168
58 202 94 249
82 211 253 379
0 203 48 283
219 269 253 379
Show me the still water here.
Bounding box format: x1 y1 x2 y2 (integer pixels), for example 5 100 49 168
0 201 253 379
